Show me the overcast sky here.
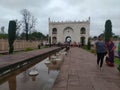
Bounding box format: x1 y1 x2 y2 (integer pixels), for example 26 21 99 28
0 0 120 36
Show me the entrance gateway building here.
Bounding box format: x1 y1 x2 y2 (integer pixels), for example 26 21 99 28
49 17 90 45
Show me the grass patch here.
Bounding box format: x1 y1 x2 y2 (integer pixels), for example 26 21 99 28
82 45 87 49
115 58 120 72
82 46 95 54
86 49 94 53
37 45 49 49
24 46 49 52
114 58 120 65
24 47 33 52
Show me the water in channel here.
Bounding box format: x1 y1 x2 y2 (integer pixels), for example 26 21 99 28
0 54 62 90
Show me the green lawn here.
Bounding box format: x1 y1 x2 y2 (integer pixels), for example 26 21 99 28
115 58 120 71
114 58 120 65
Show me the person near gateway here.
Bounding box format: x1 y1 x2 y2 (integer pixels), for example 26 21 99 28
95 36 106 68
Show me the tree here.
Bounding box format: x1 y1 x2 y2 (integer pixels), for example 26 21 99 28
0 26 6 39
113 35 119 40
29 31 46 40
118 64 120 72
8 20 16 54
15 19 22 39
20 32 26 39
93 36 98 40
104 20 112 42
81 37 85 46
49 36 51 44
87 38 91 50
0 33 8 39
21 9 37 41
1 26 5 34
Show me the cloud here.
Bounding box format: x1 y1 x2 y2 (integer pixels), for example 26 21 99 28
0 0 120 36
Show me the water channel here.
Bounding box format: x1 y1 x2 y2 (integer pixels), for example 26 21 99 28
0 52 63 90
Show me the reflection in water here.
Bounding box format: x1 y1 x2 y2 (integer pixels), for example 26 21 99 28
46 54 64 74
21 71 30 83
0 56 63 90
8 76 16 90
46 61 60 74
43 78 54 90
31 76 36 81
0 50 66 90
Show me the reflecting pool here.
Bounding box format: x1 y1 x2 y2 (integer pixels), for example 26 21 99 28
0 56 61 90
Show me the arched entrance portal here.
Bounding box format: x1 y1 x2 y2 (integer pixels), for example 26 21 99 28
65 36 71 43
63 27 73 43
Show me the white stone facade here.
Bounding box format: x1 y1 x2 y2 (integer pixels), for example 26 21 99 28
49 18 90 45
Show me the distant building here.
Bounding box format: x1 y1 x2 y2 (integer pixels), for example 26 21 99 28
49 17 90 45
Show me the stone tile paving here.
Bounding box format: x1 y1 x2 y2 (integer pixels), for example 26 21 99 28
52 47 120 90
0 47 60 68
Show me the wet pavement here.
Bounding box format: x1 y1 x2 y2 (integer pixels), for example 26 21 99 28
52 47 120 90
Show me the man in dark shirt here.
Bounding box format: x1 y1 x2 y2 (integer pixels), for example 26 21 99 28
95 36 106 68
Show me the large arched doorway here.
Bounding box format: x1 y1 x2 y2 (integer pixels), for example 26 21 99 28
63 27 74 43
65 36 71 43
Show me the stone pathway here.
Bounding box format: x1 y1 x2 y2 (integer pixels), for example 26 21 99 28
52 47 120 90
0 47 60 76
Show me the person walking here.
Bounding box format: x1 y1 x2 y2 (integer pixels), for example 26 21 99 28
105 37 116 66
65 42 70 53
95 36 106 68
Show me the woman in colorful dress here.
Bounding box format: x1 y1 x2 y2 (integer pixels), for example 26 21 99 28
106 38 116 66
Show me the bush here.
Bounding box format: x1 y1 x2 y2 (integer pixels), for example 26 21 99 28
114 58 120 72
87 38 91 50
24 47 33 51
114 58 120 65
38 44 41 49
42 46 49 48
90 49 95 53
82 45 87 49
118 65 120 72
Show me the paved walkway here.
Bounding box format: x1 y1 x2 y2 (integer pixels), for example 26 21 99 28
0 47 59 72
52 47 120 90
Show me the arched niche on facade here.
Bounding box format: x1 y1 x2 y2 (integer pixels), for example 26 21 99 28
65 36 71 43
80 27 86 34
52 28 57 34
63 27 74 33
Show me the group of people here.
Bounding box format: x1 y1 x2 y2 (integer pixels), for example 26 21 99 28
95 36 117 68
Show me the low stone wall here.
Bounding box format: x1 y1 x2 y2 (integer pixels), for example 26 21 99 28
0 39 41 51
